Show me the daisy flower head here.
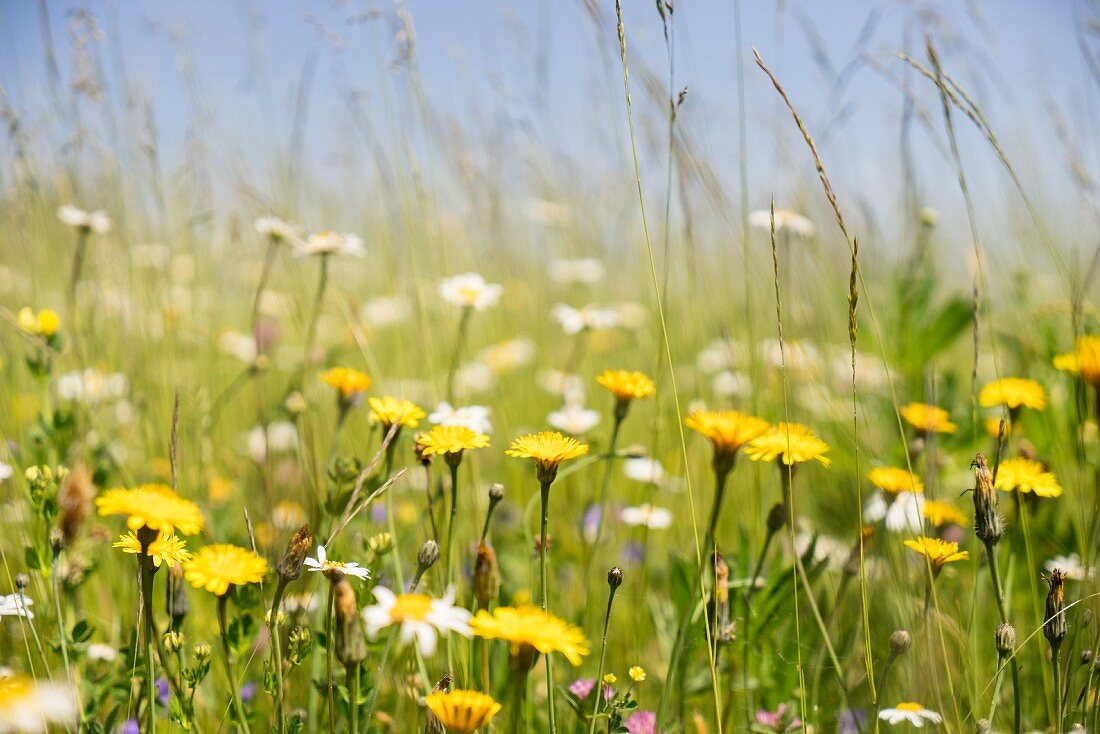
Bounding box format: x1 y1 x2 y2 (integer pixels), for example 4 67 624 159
868 467 923 495
745 423 831 467
864 491 925 533
1054 336 1100 386
684 409 770 467
596 369 656 407
0 674 78 732
899 403 956 435
319 367 371 407
623 457 667 487
303 545 370 580
470 604 590 668
878 702 942 727
113 531 191 569
549 257 605 285
978 377 1046 412
551 303 621 335
184 544 268 596
17 308 61 338
96 484 204 535
619 504 673 530
361 586 471 656
749 207 815 238
438 272 503 311
547 404 601 436
428 402 493 434
293 231 364 258
994 457 1062 497
368 396 426 431
904 536 969 571
506 431 589 483
423 689 502 734
0 594 34 619
417 424 491 466
253 215 303 243
57 204 111 234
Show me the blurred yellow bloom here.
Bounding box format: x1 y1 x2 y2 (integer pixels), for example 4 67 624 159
596 369 655 402
628 665 646 682
96 484 204 535
603 674 617 684
922 500 968 528
995 457 1063 497
979 378 1046 411
368 396 426 429
745 423 830 467
904 536 969 569
184 544 268 596
470 605 590 666
868 467 923 494
113 531 191 569
319 367 371 399
423 690 501 734
207 476 234 503
1054 336 1100 386
418 425 490 457
17 307 60 337
899 403 956 435
684 410 770 458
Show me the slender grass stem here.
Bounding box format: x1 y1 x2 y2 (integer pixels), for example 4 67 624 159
362 627 398 729
580 412 623 617
217 593 249 733
267 577 289 733
588 572 619 734
445 307 472 403
538 478 557 732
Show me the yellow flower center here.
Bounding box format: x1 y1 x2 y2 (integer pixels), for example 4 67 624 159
896 702 923 712
390 593 432 622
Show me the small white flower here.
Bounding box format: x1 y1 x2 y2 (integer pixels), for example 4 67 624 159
748 208 815 238
0 673 78 732
620 504 673 530
86 643 118 663
478 338 536 373
547 404 601 435
284 593 320 615
551 304 621 335
865 491 925 533
696 338 747 374
623 457 666 486
254 216 303 243
453 362 496 393
360 294 413 329
361 586 471 656
549 258 605 285
878 703 942 727
429 402 493 434
1046 553 1093 581
537 370 586 405
0 463 12 482
57 205 111 233
217 330 259 364
55 370 129 405
438 273 503 311
246 421 299 463
293 231 364 258
0 594 34 619
304 545 371 581
713 370 751 398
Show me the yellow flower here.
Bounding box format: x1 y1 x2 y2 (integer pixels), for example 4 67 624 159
17 307 61 337
368 396 426 429
96 484 204 535
745 423 831 467
470 605 590 666
113 531 191 569
319 367 371 399
628 665 646 682
596 369 656 402
603 674 617 684
418 425 491 457
423 690 502 734
995 457 1063 497
979 378 1046 411
904 536 969 569
506 431 589 482
868 467 923 494
899 402 956 434
684 410 770 458
922 500 968 528
1054 336 1100 386
0 674 76 730
183 544 268 596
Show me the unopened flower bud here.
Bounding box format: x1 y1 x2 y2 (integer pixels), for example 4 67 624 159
49 527 65 557
168 564 189 627
995 623 1016 656
277 525 313 583
608 567 623 590
15 574 29 591
193 643 212 662
488 483 505 503
367 532 394 559
163 630 184 653
472 542 500 608
1045 570 1068 647
418 540 439 569
333 577 366 668
1081 650 1093 667
972 454 1003 545
767 503 788 533
889 630 912 657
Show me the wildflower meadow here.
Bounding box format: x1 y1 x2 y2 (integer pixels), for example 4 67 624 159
1 1 1099 733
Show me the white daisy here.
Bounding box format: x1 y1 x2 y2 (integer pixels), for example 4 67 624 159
0 463 11 482
303 545 370 581
55 369 129 405
1046 553 1093 581
246 421 299 464
537 370 586 405
550 304 621 335
57 205 111 234
620 504 673 530
878 702 942 727
0 674 78 732
864 491 925 533
623 457 666 487
549 258 605 285
428 402 493 434
293 231 364 258
361 586 471 656
0 594 34 619
713 370 751 398
438 273 503 311
478 338 536 373
217 330 259 364
360 294 413 329
748 208 815 238
547 404 601 435
86 643 118 663
253 216 303 243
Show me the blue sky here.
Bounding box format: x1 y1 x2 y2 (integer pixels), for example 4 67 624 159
0 1 1094 227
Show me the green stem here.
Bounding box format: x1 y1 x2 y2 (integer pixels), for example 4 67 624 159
445 307 472 403
539 479 557 733
510 668 530 734
349 661 361 734
587 580 619 734
217 593 249 733
301 253 329 383
362 627 398 728
984 540 1021 734
1053 641 1064 731
268 578 289 734
140 558 157 734
445 458 461 677
581 414 624 618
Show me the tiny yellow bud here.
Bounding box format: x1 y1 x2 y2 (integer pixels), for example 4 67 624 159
602 674 617 685
628 666 646 682
36 309 60 336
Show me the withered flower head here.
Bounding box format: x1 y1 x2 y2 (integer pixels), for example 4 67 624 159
472 542 500 608
333 577 367 668
972 454 1003 545
276 525 313 583
58 462 95 545
1044 569 1068 647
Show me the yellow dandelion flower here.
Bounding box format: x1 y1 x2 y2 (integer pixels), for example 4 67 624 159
995 457 1063 497
17 307 61 337
506 431 588 482
368 396 426 429
904 536 969 569
423 690 502 734
684 410 770 458
1054 336 1100 386
745 423 831 467
596 369 656 402
183 544 268 596
603 674 617 684
899 402 956 434
628 665 646 682
113 531 191 569
96 484 204 535
418 425 491 457
922 500 968 528
979 378 1046 411
868 467 923 494
470 605 590 666
319 367 372 399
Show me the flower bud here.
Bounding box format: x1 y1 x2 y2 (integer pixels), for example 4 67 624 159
488 483 505 503
287 627 312 667
972 454 1003 545
608 566 623 590
472 542 500 608
49 528 65 557
58 463 95 545
1044 570 1068 647
418 540 440 570
333 577 366 668
277 525 313 583
168 564 189 627
367 532 394 559
163 630 184 653
15 573 29 591
995 623 1016 656
767 503 788 533
889 630 912 657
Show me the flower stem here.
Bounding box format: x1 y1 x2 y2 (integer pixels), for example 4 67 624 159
984 539 1021 734
217 593 249 733
362 627 397 728
267 577 289 734
139 557 157 734
349 661 361 734
539 478 557 733
510 668 530 734
587 576 619 734
581 414 624 617
445 307 472 402
301 253 329 381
